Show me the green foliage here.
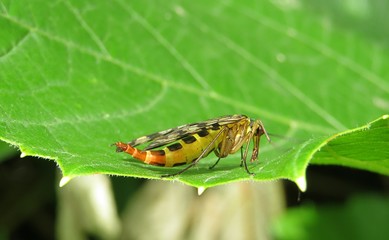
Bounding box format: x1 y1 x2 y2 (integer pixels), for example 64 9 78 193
272 194 389 240
0 0 388 190
0 141 15 162
312 116 389 175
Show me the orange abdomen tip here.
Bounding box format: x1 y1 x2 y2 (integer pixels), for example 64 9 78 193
114 141 148 162
114 142 131 153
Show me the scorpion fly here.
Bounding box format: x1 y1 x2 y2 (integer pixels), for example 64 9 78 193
114 114 270 177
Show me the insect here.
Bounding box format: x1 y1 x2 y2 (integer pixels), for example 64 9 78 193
114 114 270 177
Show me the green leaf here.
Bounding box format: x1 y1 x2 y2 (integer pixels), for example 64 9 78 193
311 115 389 175
1 0 388 190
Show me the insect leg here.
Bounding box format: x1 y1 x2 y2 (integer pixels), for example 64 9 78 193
242 157 254 175
161 127 227 177
251 133 260 162
241 132 255 175
209 157 221 170
239 147 244 167
259 120 271 143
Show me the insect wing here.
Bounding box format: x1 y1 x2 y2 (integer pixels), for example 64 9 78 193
129 115 246 150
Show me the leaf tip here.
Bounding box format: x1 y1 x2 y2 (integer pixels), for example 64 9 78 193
197 186 207 195
295 176 307 192
59 176 73 187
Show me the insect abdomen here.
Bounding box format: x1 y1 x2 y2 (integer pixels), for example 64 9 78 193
114 142 166 166
163 129 221 167
115 129 221 167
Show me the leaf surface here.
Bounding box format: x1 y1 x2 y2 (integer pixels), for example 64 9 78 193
0 0 388 190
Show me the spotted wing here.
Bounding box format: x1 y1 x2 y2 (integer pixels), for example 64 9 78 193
129 115 246 150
